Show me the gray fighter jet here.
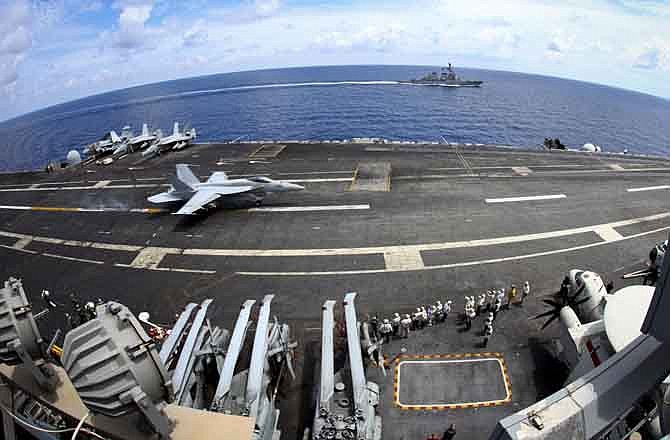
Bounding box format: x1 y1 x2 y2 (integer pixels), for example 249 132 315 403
148 164 304 215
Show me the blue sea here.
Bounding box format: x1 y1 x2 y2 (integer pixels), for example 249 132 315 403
1 65 670 172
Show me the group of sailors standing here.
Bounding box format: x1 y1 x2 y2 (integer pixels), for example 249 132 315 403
369 299 454 344
366 281 531 348
463 281 530 347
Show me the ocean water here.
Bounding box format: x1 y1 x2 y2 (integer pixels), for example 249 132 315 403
1 65 670 172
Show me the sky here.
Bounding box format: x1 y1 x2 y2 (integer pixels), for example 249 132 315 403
1 0 669 121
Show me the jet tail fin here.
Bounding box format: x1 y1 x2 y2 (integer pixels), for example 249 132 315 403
110 131 121 143
173 122 180 136
169 164 200 192
142 123 149 137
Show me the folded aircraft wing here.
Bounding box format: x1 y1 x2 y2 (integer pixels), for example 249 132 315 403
174 186 254 215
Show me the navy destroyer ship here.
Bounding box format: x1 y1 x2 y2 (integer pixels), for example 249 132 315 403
401 63 483 86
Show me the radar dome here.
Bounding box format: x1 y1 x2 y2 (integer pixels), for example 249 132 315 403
66 150 82 165
581 143 602 152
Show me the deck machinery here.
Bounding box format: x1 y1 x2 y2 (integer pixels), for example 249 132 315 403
312 293 382 440
162 294 297 440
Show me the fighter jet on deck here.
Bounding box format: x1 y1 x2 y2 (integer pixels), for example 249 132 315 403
147 164 304 215
142 122 196 158
127 123 158 151
85 131 125 156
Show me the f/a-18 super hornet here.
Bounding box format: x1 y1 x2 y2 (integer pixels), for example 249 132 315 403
126 123 158 151
84 130 125 156
147 164 304 215
142 122 196 158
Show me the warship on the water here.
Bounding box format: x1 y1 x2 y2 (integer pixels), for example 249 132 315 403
401 63 483 87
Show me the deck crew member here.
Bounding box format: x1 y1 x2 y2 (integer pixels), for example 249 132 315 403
444 300 452 320
465 305 475 331
483 314 494 347
391 312 401 336
477 294 486 316
413 308 423 330
435 301 444 323
520 281 531 305
400 314 412 338
486 289 495 311
493 296 502 320
506 284 517 309
379 318 393 344
369 315 379 342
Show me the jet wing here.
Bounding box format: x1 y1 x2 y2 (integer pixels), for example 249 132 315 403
174 186 254 215
148 192 184 204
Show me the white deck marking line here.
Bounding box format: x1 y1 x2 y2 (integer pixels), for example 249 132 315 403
397 358 511 407
181 211 670 256
41 253 104 264
247 204 370 212
485 194 566 203
428 164 585 171
627 185 670 193
0 205 30 210
455 149 474 175
0 211 668 259
286 178 353 183
384 248 425 270
13 238 32 249
93 180 111 188
0 179 347 192
113 263 216 275
238 225 670 276
534 167 670 174
0 211 668 275
396 167 670 180
512 166 532 176
0 244 38 254
278 171 353 175
593 225 624 242
0 205 166 214
608 164 625 171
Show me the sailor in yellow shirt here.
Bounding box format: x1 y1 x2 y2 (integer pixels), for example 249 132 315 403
506 284 518 309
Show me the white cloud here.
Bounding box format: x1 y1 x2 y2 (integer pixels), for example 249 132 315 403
255 0 281 17
111 0 155 50
0 0 31 94
3 0 670 121
632 44 669 70
313 23 407 53
183 22 208 47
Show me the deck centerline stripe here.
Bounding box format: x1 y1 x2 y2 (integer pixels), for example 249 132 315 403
0 205 167 214
247 204 370 212
485 194 566 203
627 185 670 192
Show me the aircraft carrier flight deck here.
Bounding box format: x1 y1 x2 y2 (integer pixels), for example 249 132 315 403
0 141 669 439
